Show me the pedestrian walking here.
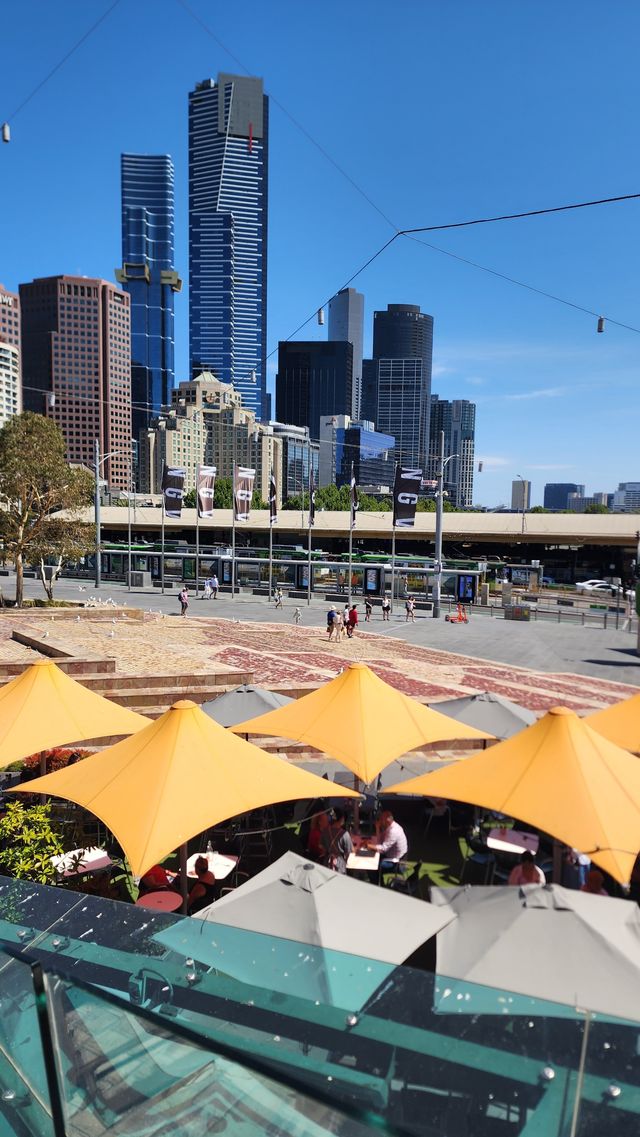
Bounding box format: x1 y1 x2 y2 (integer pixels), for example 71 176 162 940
381 595 391 621
347 604 358 638
337 571 345 594
342 603 350 628
202 580 212 600
405 596 416 623
211 574 219 599
293 606 302 625
365 598 373 622
330 612 344 642
327 607 337 638
274 587 284 609
178 586 189 617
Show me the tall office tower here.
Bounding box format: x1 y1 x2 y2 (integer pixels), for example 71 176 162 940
20 276 132 489
336 421 395 489
361 303 434 468
189 73 269 419
543 482 585 510
275 341 353 441
429 396 476 507
117 154 181 444
511 479 531 512
328 287 364 418
0 284 21 427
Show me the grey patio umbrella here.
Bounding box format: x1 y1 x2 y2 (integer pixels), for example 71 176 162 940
429 692 536 740
155 851 454 1009
431 884 640 1021
201 685 294 728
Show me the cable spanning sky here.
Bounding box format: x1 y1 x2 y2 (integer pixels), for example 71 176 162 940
1 0 639 506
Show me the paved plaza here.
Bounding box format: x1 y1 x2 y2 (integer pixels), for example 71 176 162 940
1 574 637 711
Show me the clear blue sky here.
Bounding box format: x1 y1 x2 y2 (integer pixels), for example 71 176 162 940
2 0 639 505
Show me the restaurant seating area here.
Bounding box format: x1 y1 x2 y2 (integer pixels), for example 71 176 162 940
0 656 639 1136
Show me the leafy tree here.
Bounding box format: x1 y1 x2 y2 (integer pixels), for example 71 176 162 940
584 503 610 514
530 506 549 513
0 414 95 606
0 801 63 885
183 488 196 509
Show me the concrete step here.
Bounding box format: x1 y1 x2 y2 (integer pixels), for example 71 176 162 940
106 684 249 709
78 671 250 694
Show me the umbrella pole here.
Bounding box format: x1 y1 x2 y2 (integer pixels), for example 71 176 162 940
179 843 189 914
352 773 361 833
568 1012 591 1137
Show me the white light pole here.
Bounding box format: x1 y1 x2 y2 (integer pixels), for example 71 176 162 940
432 430 459 619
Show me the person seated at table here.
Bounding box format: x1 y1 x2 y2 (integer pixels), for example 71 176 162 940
366 810 408 873
508 850 546 886
138 863 176 895
188 855 217 914
581 869 609 896
306 811 330 862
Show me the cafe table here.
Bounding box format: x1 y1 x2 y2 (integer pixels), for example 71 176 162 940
51 847 112 878
346 834 380 874
186 852 239 881
487 828 539 857
135 890 182 912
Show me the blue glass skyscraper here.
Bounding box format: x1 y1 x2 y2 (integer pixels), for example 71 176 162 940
189 74 269 419
117 154 181 442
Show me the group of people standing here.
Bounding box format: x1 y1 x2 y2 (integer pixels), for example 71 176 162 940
327 603 359 640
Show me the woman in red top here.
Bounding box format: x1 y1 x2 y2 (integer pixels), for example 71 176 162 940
307 812 330 862
347 604 358 638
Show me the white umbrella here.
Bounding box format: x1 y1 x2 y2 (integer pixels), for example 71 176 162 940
431 884 640 1021
156 851 454 1009
430 692 536 740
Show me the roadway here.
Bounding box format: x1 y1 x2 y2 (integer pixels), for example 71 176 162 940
7 574 639 688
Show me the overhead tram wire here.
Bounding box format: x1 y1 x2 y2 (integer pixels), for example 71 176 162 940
3 0 123 126
175 0 400 234
401 233 640 336
266 190 640 357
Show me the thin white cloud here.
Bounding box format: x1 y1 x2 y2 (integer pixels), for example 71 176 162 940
526 463 575 471
465 376 485 387
432 363 451 378
504 386 568 402
477 455 510 468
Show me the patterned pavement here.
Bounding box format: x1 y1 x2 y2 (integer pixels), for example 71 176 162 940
1 612 635 711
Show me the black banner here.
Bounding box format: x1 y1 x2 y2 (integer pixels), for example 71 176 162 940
309 464 316 527
269 468 277 526
197 465 217 518
350 461 359 530
393 466 423 528
161 465 185 518
234 466 255 523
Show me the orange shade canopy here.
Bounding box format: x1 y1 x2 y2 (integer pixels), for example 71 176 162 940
0 659 150 768
384 706 640 885
585 692 640 754
11 700 359 877
231 663 492 784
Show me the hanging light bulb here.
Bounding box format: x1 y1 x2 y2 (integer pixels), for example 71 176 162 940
597 316 605 334
317 308 325 326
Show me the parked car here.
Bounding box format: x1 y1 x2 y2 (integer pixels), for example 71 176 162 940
575 580 616 594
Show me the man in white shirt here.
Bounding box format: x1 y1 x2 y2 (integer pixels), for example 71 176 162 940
367 810 408 874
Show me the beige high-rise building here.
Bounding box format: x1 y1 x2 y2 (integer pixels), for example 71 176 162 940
0 283 22 427
139 372 282 502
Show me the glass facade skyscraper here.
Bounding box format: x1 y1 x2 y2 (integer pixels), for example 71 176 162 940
117 155 180 444
361 303 434 470
189 74 269 420
429 396 476 507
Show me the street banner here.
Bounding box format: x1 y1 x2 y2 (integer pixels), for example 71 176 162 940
269 468 278 526
309 464 316 527
393 466 423 528
161 465 185 518
197 465 217 518
350 461 359 529
234 466 255 522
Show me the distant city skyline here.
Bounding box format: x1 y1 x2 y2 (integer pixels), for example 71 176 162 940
2 2 639 504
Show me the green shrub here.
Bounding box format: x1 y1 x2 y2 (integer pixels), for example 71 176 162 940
0 801 63 884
